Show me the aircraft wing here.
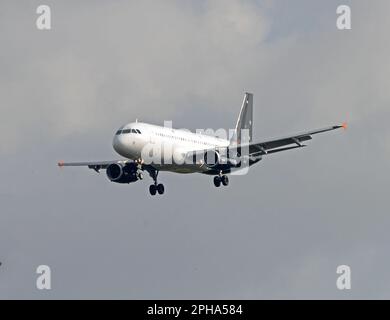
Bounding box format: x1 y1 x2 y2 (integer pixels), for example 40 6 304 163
58 160 130 172
243 123 347 156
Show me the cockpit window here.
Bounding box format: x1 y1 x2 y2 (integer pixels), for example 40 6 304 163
116 128 141 135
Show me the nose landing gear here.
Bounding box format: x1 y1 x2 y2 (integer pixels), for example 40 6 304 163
156 183 165 194
148 170 165 196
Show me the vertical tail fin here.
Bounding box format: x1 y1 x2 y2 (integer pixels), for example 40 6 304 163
230 92 253 145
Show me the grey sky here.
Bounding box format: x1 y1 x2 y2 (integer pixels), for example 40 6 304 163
0 0 389 299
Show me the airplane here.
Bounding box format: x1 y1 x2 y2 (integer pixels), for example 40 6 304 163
58 93 346 196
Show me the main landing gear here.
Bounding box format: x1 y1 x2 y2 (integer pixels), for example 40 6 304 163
213 173 229 187
149 170 165 196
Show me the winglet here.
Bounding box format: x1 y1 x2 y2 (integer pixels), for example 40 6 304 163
334 122 348 130
58 161 65 167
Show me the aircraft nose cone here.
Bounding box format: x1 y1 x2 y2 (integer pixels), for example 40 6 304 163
113 135 126 155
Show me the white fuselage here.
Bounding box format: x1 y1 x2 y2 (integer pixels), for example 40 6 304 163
112 122 230 174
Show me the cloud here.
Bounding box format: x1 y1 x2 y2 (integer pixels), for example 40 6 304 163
1 0 390 299
0 0 269 153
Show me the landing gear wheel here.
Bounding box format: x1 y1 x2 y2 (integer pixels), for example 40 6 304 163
157 184 165 195
148 170 165 196
213 176 221 187
221 175 229 186
149 184 157 196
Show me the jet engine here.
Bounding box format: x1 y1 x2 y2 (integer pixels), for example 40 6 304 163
203 149 243 170
203 150 222 168
106 163 141 184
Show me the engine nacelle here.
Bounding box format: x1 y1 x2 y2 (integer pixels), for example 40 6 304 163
106 163 139 184
203 150 222 168
203 149 243 171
